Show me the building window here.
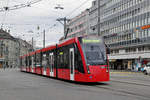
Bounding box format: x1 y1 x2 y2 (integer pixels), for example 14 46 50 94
148 29 150 37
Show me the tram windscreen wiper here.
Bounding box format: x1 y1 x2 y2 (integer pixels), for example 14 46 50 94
88 62 106 66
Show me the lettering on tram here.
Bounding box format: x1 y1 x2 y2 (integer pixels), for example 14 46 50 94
20 36 110 82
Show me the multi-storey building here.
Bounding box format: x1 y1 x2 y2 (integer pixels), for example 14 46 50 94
98 0 150 71
0 29 33 68
0 29 19 68
17 38 34 56
89 0 98 35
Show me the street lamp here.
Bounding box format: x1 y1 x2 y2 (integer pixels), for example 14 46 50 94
43 29 45 48
54 4 64 10
55 4 71 39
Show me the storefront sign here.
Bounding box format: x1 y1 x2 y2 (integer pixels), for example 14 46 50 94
141 25 150 30
109 59 116 62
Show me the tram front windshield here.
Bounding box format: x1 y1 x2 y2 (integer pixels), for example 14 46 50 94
79 37 107 66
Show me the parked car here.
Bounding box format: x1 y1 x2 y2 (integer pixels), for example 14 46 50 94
143 62 150 75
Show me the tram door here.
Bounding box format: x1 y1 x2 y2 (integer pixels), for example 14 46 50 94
50 53 54 77
31 56 34 73
69 48 75 81
43 54 47 76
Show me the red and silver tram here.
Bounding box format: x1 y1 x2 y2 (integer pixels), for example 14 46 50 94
20 36 110 82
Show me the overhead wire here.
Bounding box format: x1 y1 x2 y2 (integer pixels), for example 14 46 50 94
0 0 42 12
1 0 10 28
0 0 43 31
65 0 91 17
42 0 92 41
1 0 92 46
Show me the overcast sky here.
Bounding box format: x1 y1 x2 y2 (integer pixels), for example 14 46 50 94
0 0 93 47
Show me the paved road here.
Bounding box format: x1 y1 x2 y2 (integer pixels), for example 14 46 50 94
0 69 150 100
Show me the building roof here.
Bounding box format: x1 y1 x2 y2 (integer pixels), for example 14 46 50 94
0 29 15 40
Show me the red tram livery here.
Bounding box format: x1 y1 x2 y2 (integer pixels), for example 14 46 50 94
20 36 110 82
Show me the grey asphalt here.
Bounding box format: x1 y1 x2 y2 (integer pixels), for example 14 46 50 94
0 68 150 100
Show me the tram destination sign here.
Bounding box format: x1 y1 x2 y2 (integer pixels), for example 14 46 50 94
82 39 101 43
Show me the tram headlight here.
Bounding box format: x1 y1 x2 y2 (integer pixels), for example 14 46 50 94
88 70 90 74
106 67 109 73
87 66 90 74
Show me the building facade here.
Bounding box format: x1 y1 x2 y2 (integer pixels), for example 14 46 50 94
89 0 98 35
17 38 34 56
0 29 33 68
0 29 19 68
98 0 150 71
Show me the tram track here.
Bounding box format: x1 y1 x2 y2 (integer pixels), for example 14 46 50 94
111 76 150 82
110 80 150 87
18 71 150 99
63 81 150 100
94 85 150 100
86 78 150 99
20 70 150 99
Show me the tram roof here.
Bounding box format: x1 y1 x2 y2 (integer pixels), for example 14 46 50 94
58 37 77 48
29 51 36 56
20 37 79 58
41 45 56 52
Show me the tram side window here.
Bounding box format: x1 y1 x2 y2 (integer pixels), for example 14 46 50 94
33 55 36 67
54 50 57 69
64 47 69 69
25 57 28 67
57 47 64 69
29 56 32 67
20 58 22 66
27 56 30 67
36 53 41 67
23 58 25 67
57 46 69 69
46 52 50 66
49 51 55 67
42 53 47 68
74 44 84 73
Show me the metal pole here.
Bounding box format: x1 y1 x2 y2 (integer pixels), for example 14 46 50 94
32 37 34 51
43 29 45 48
56 17 69 39
18 40 20 68
97 0 100 36
64 17 67 35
